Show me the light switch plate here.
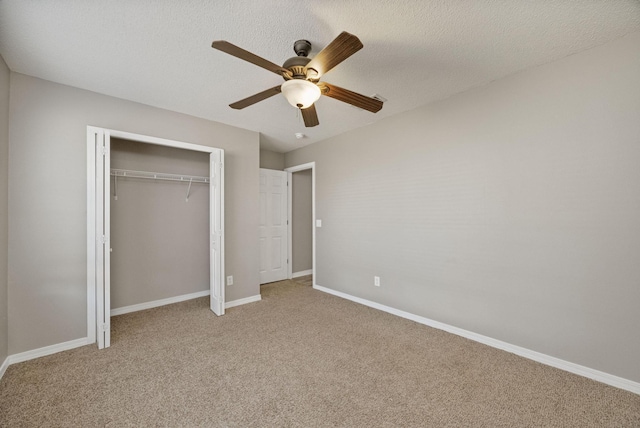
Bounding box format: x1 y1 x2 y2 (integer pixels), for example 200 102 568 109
316 219 322 227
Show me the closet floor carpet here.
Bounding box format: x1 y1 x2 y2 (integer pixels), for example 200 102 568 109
1 278 639 427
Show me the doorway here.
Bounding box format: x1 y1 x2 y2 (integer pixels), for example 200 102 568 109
285 162 316 284
87 127 225 349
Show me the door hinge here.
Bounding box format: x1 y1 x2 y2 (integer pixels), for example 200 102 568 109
100 323 109 332
102 147 107 156
100 235 107 244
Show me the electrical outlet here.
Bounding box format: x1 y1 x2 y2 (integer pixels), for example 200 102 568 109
226 276 233 286
374 276 380 287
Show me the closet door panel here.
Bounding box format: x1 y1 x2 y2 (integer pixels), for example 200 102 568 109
209 150 224 316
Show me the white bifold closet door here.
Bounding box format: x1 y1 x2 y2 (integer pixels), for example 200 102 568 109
95 129 111 349
89 127 225 350
259 169 289 284
209 149 224 315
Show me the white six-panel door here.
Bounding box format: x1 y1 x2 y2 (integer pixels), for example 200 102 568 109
259 169 288 284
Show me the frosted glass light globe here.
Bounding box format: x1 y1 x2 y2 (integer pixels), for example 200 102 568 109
281 79 321 109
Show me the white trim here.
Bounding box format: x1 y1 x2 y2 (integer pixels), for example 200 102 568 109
225 294 262 309
7 337 92 366
108 129 216 153
292 269 313 278
285 161 316 173
286 171 293 280
0 356 9 380
313 284 640 396
219 152 226 315
111 290 211 316
86 127 97 344
104 131 111 348
284 162 316 282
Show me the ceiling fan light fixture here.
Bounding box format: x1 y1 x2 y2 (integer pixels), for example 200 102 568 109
281 79 321 109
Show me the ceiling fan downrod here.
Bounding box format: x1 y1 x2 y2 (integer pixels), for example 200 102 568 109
293 39 312 57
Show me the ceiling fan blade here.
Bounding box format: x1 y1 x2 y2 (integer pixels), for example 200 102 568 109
212 40 290 76
301 104 319 127
229 86 282 110
305 32 363 78
318 82 383 113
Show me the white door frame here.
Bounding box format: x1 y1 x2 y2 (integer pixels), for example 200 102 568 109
87 126 225 347
284 162 316 282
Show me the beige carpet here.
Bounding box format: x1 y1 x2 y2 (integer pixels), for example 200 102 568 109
1 277 639 427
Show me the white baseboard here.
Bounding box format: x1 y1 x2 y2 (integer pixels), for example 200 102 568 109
7 337 92 366
0 355 9 380
111 290 262 315
292 269 313 278
313 283 640 396
111 290 210 316
225 294 261 309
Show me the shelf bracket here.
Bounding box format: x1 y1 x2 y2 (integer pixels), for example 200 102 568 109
186 178 193 202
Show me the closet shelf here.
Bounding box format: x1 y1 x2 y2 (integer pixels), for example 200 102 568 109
110 169 209 184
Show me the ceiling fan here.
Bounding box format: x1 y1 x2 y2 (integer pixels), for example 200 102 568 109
211 32 383 128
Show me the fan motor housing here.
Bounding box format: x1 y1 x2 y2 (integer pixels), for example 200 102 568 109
283 56 311 80
282 39 314 80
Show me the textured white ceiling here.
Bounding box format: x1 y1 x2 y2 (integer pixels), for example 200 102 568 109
1 1 639 152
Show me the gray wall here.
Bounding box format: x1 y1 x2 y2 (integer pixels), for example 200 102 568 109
110 139 210 309
8 73 260 354
0 56 9 362
259 149 284 170
292 169 312 274
285 32 640 382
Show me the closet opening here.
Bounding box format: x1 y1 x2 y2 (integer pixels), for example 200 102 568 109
87 127 224 349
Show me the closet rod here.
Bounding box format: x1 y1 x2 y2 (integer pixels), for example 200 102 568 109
110 168 209 184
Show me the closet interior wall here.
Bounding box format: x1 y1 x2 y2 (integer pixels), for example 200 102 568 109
291 170 312 274
110 138 210 311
